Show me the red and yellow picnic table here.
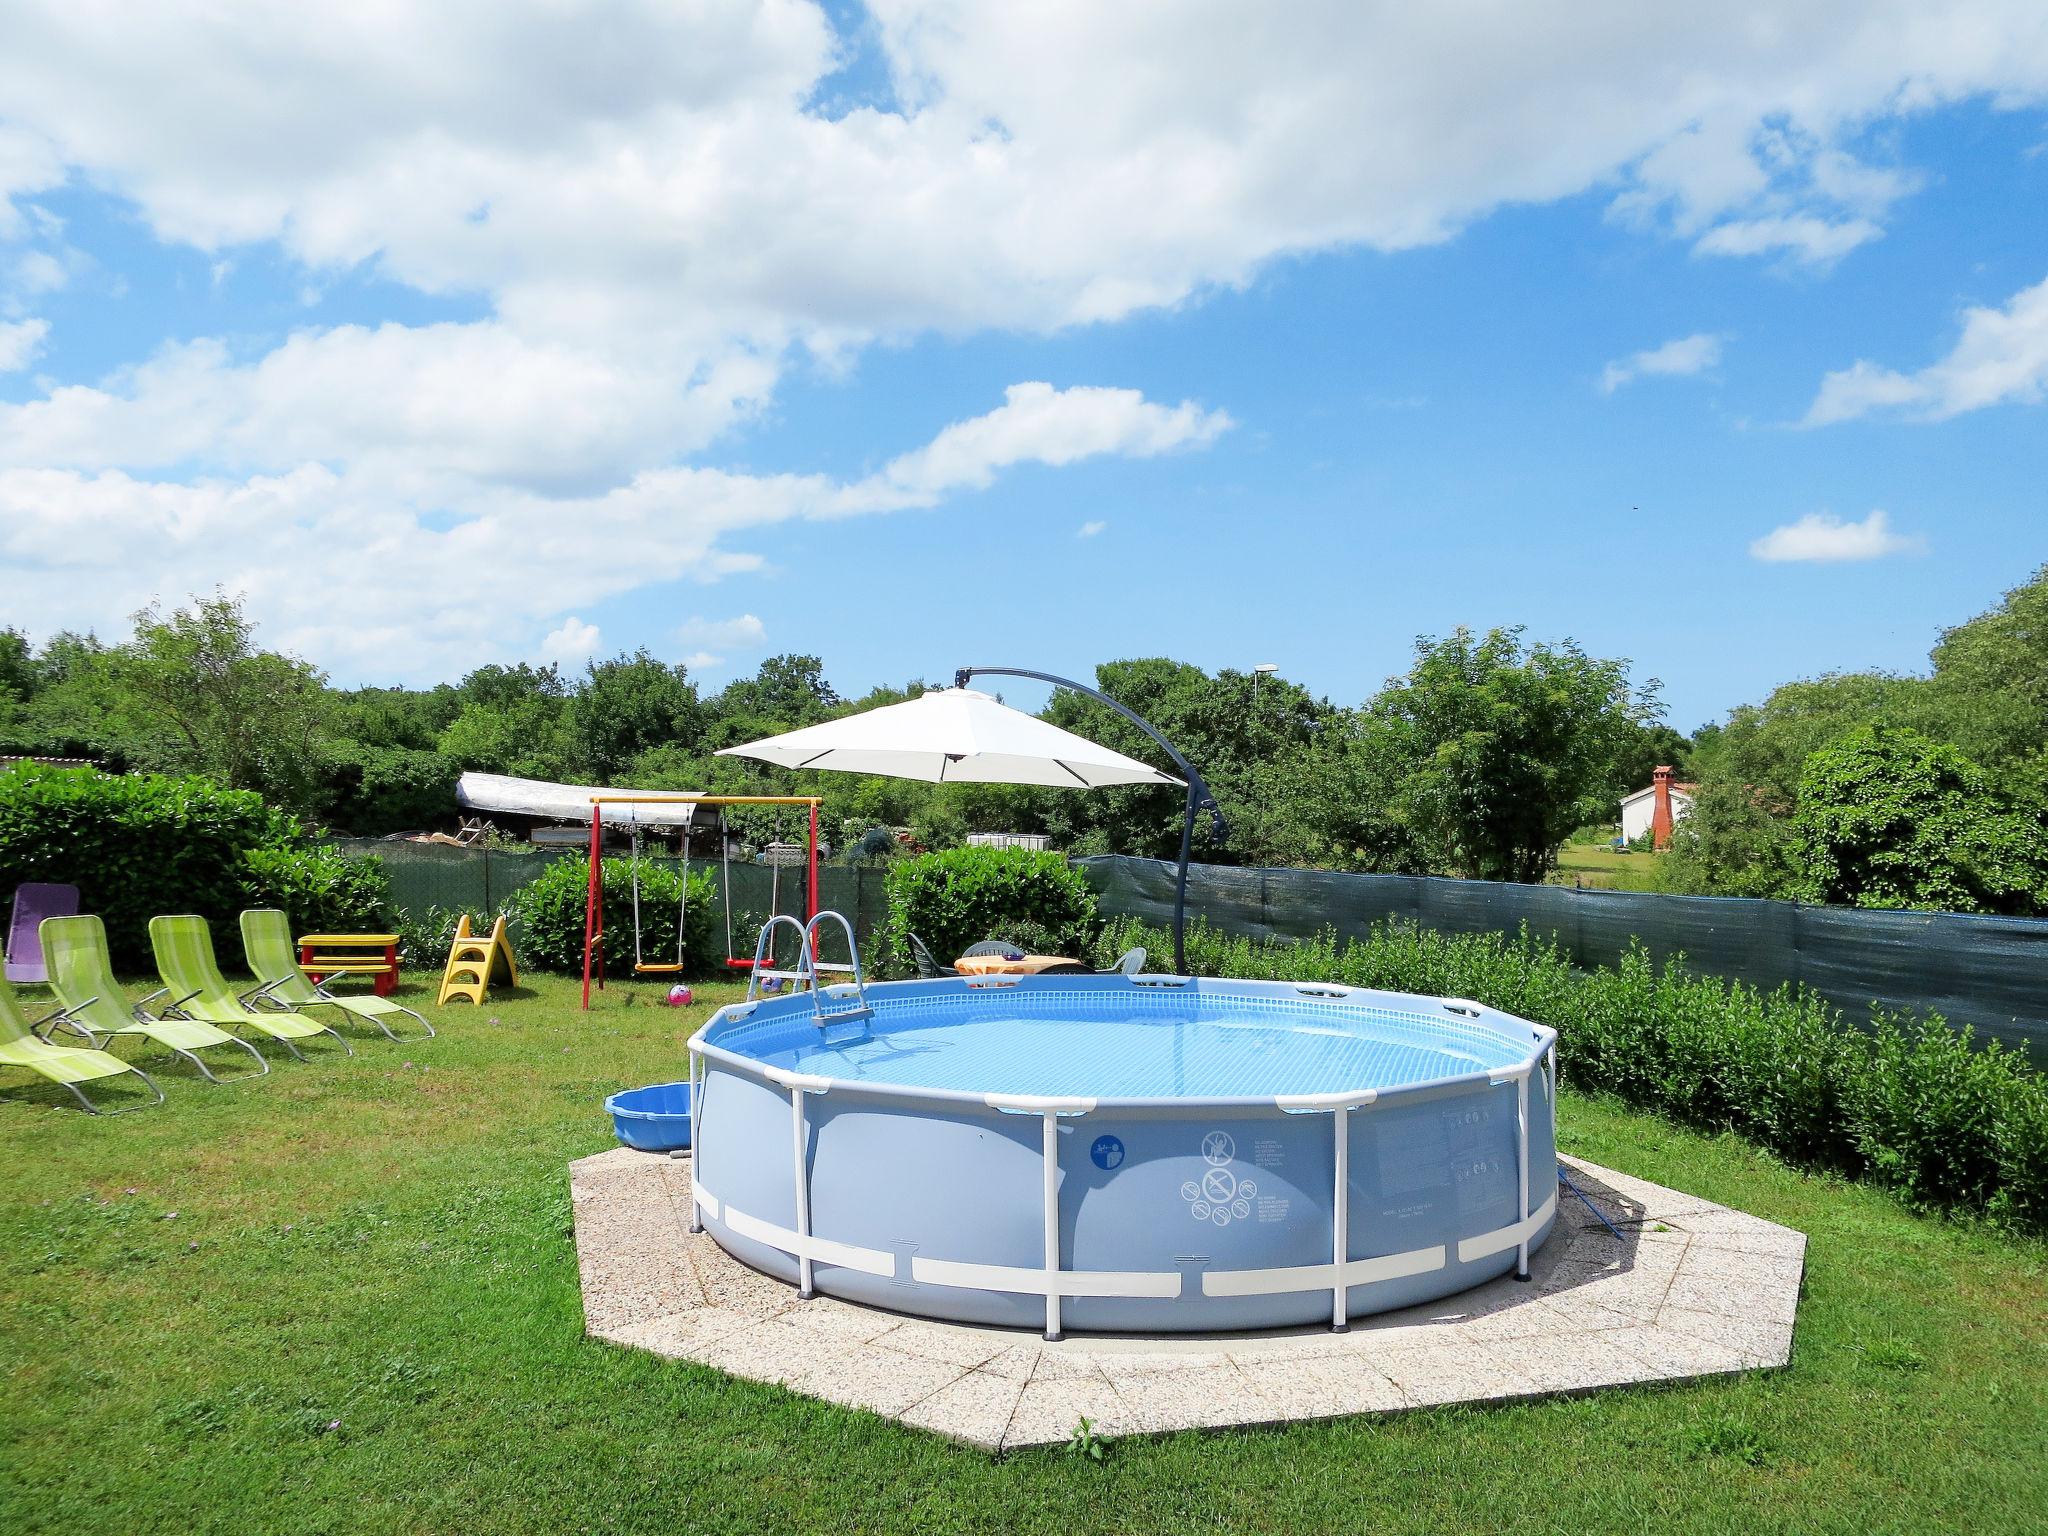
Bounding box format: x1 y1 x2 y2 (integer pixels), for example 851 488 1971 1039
298 932 401 997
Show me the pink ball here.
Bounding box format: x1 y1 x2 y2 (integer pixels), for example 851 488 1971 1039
665 984 694 1008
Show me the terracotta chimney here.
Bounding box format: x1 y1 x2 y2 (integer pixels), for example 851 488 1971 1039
1650 765 1675 851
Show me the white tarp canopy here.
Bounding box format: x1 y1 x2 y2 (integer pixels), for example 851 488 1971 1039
716 687 1181 789
454 772 703 827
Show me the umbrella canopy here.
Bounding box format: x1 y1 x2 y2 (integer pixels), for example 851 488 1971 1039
716 688 1181 789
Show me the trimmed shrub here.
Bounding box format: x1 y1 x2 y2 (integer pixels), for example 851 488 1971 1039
1091 914 2048 1232
882 848 1099 972
508 855 717 976
0 762 383 970
242 843 391 942
392 903 487 971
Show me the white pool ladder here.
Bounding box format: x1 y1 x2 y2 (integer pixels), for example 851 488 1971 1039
746 911 873 1031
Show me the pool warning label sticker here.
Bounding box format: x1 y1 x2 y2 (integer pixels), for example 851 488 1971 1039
1182 1130 1257 1226
1090 1134 1125 1170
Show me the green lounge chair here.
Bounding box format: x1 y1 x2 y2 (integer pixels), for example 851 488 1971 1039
147 915 350 1062
239 909 433 1043
0 977 162 1114
41 914 268 1082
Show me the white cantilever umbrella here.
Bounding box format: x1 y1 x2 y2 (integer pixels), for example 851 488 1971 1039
716 687 1181 789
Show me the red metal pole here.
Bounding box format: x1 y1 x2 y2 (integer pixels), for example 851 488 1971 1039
582 803 601 1009
808 800 819 922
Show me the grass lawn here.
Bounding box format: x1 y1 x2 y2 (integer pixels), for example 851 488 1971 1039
1550 844 1670 892
3 972 2044 1535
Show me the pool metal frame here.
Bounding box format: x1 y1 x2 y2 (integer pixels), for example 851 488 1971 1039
688 967 1557 1341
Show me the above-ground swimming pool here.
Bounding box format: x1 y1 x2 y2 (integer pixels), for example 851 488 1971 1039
688 972 1556 1337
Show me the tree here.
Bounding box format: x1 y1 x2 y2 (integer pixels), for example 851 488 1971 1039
1360 627 1658 882
1662 670 1923 899
710 654 839 729
331 683 463 752
456 662 565 713
1609 722 1695 802
1037 658 1335 862
110 595 332 811
1239 716 1431 873
1791 726 2048 914
568 650 702 781
1924 562 2048 800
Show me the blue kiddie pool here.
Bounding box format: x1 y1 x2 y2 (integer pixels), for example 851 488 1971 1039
605 1080 694 1151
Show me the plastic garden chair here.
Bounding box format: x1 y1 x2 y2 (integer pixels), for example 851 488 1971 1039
906 932 959 978
41 914 268 1082
239 909 433 1043
147 915 350 1061
5 882 78 984
0 976 162 1114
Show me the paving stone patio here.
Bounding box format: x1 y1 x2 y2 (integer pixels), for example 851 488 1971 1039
570 1147 1805 1451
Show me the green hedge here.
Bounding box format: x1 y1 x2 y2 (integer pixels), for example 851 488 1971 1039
1091 915 2048 1233
0 763 386 970
508 855 718 977
882 847 1099 972
242 843 393 945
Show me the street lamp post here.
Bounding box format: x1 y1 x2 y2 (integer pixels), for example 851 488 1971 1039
954 666 1227 975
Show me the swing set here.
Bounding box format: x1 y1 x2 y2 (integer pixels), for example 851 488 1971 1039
580 794 822 1009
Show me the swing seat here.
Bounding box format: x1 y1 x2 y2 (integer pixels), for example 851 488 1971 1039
633 962 685 975
722 957 760 971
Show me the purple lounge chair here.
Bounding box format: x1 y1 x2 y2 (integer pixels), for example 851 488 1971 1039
5 884 80 984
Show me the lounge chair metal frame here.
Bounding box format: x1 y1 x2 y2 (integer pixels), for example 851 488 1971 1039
148 915 352 1062
41 915 272 1084
0 981 165 1114
238 909 433 1042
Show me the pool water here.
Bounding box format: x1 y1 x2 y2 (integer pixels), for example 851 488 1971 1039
746 1003 1526 1100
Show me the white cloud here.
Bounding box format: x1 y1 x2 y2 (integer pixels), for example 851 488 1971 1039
673 614 768 668
1691 214 1882 265
1600 332 1723 393
540 616 601 667
11 249 69 295
1749 510 1924 563
0 325 777 493
831 382 1228 515
0 383 1208 680
0 3 2042 346
1805 274 2048 424
1076 519 1107 538
2 3 2048 675
0 318 49 372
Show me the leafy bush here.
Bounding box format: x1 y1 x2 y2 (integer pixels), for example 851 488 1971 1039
392 903 489 970
1090 914 2048 1232
882 848 1099 973
242 843 391 940
508 855 718 976
0 762 381 970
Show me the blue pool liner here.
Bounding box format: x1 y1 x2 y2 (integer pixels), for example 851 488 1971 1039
605 1080 694 1151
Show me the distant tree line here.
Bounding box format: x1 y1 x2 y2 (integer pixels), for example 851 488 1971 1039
5 563 2042 913
0 595 1664 883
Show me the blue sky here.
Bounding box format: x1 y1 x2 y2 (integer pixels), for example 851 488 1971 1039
2 3 2045 732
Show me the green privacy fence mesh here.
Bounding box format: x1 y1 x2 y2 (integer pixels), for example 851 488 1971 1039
327 840 893 970
1078 855 2048 1061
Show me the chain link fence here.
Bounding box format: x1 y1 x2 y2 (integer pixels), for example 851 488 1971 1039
1080 855 2048 1060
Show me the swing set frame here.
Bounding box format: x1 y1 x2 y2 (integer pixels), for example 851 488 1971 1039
580 794 821 1010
